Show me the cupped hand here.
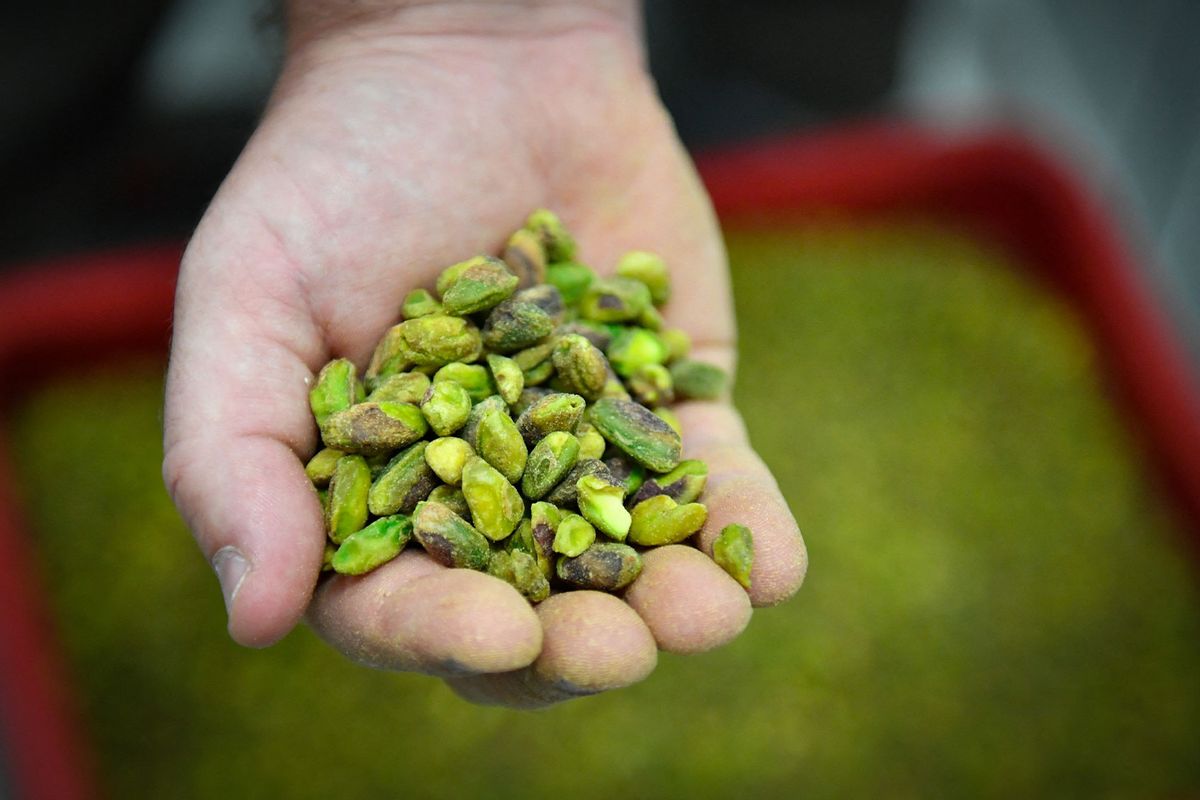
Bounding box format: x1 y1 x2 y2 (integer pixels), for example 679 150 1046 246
162 1 806 708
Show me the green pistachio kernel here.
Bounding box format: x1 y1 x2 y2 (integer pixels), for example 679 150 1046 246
420 380 472 437
424 436 474 485
712 523 754 589
615 250 670 306
326 455 371 544
553 513 596 557
460 395 508 450
574 421 607 460
606 327 669 377
579 276 651 323
545 262 595 305
658 328 691 363
556 542 643 591
305 447 344 487
321 401 428 455
515 392 585 448
668 359 728 400
435 256 476 297
486 354 524 406
412 500 491 570
441 256 519 315
544 458 616 507
638 302 664 332
427 485 471 520
368 441 436 516
367 372 431 404
475 406 528 484
511 340 556 372
502 227 547 288
551 334 608 401
524 208 577 263
506 518 551 578
529 502 561 571
482 298 555 353
488 550 551 603
461 456 525 541
402 288 442 319
400 315 484 367
433 362 495 403
522 359 555 386
630 458 708 507
309 358 357 428
515 284 566 325
331 514 413 575
576 474 632 541
511 387 553 417
521 431 581 500
628 363 674 407
628 494 708 546
588 397 682 472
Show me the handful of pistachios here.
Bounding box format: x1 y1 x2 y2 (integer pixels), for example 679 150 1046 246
306 209 754 601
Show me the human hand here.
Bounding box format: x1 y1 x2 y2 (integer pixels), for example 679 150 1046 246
162 0 806 708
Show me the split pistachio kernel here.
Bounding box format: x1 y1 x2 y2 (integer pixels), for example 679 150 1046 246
712 523 754 590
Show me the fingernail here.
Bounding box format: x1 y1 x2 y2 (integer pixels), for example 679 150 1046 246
212 546 250 615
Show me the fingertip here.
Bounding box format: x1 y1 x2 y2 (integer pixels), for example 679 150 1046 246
531 591 657 693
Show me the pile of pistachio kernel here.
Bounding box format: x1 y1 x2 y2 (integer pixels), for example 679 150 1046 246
305 209 754 601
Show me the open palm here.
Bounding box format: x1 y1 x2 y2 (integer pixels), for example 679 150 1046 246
163 4 805 707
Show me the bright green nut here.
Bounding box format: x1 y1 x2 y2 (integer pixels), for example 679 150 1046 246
511 340 556 372
615 250 670 306
654 459 709 504
482 298 555 352
577 474 632 541
544 262 595 305
607 327 669 377
309 358 357 428
669 359 728 400
522 359 555 386
588 397 682 472
367 372 431 404
435 256 477 297
402 288 442 319
365 325 411 385
628 363 674 407
420 380 472 437
424 436 474 485
486 354 524 406
712 523 754 589
321 541 336 572
653 406 682 436
476 407 528 484
398 315 484 367
502 227 547 288
579 276 651 323
427 484 471 520
524 208 577 263
521 431 581 500
515 392 585 447
556 542 643 591
553 513 596 557
460 395 507 450
551 334 608 401
489 549 551 603
331 515 412 576
321 401 428 455
544 458 615 507
326 455 371 544
628 494 708 546
461 456 525 541
368 442 436 516
574 421 607 460
433 362 495 403
440 256 518 315
659 328 691 363
305 447 344 486
412 500 491 570
638 303 664 332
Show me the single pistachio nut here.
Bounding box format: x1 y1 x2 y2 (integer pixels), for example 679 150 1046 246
628 494 708 546
669 359 728 400
321 540 336 572
397 315 483 367
486 354 524 406
553 513 596 557
412 500 491 570
321 401 428 455
543 458 616 507
511 386 554 417
461 456 524 541
521 431 581 500
367 372 431 404
365 325 411 386
574 421 607 460
522 359 555 386
556 542 643 591
658 328 691 363
524 208 577 263
615 250 670 306
305 447 344 486
424 436 474 485
427 484 471 520
488 549 551 603
502 227 547 288
655 459 709 504
326 455 371 543
511 340 556 372
441 256 519 315
331 514 413 575
579 276 651 323
556 320 612 351
435 256 476 297
402 288 442 319
551 334 608 401
515 284 566 325
482 298 555 353
604 452 646 497
576 474 632 541
587 397 682 472
459 394 508 450
638 302 664 332
368 441 436 516
628 363 674 407
433 362 495 403
607 327 669 377
712 523 754 589
515 392 585 447
475 406 528 484
420 380 472 437
309 358 358 428
653 406 682 436
506 518 536 557
529 501 561 568
545 262 595 305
